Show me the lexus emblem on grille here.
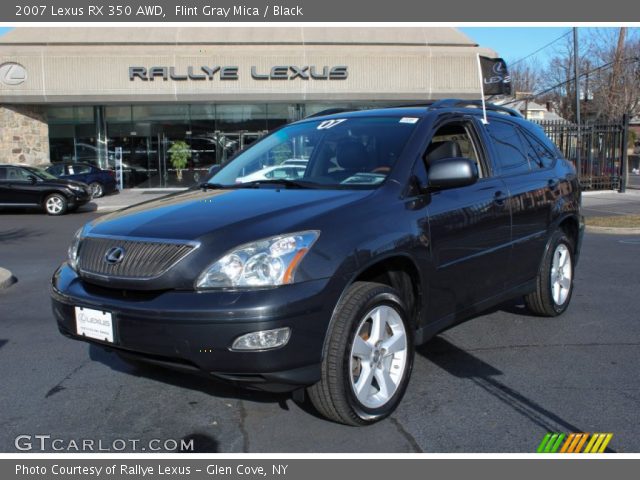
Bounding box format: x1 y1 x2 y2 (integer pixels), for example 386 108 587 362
104 247 126 265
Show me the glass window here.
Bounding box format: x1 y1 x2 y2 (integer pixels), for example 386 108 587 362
46 164 64 176
520 130 556 169
424 122 484 178
217 104 267 131
210 116 418 189
5 166 33 181
70 164 92 175
486 121 531 175
47 107 98 164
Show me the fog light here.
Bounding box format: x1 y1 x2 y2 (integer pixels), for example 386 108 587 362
231 327 291 351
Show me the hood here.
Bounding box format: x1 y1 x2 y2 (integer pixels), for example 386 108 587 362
88 187 372 242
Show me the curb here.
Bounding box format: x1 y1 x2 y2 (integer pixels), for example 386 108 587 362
586 225 640 235
0 267 16 289
78 205 131 213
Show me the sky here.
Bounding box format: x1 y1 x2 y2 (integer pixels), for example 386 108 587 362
460 27 573 65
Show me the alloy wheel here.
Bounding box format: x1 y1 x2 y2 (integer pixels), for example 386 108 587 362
550 243 572 305
46 196 64 214
349 305 408 409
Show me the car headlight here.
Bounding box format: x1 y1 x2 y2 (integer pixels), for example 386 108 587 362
68 228 83 271
67 184 83 192
196 231 319 289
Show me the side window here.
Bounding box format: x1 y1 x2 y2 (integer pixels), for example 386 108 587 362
486 121 531 175
74 164 92 175
520 131 556 169
7 167 31 181
0 167 7 181
423 121 484 178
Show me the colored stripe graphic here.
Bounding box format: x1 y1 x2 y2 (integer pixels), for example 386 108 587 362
537 433 612 453
537 433 565 453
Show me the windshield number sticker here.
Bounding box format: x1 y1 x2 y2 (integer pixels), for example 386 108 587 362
399 117 419 124
317 119 347 130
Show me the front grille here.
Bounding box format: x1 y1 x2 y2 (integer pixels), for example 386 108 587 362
78 236 195 279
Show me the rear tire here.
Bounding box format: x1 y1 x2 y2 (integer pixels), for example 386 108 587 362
308 281 414 426
89 182 104 198
525 230 575 317
44 193 68 216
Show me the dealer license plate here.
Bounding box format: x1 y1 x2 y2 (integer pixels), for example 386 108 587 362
75 307 114 343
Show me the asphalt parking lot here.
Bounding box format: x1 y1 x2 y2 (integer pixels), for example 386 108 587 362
1 210 639 453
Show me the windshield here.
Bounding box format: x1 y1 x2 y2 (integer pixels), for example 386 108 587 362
25 167 58 180
208 116 420 188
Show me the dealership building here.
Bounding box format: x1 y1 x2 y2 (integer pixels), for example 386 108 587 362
0 27 494 188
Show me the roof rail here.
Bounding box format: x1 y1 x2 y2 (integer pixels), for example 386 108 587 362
429 99 523 118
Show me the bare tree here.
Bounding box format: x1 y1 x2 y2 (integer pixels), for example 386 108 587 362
539 28 640 122
585 28 640 120
540 34 587 121
509 59 543 95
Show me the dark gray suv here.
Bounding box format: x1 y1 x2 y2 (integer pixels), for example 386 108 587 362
52 100 584 425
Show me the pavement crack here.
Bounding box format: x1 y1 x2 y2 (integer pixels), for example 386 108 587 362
389 416 422 452
45 359 90 398
237 399 250 453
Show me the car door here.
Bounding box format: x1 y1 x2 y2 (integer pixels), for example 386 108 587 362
425 116 512 321
2 166 41 205
484 119 553 286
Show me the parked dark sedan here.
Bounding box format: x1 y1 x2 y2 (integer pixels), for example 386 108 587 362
45 162 117 198
0 164 91 215
51 100 584 425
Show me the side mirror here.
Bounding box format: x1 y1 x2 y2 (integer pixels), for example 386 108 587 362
27 175 38 185
428 157 478 190
208 164 221 176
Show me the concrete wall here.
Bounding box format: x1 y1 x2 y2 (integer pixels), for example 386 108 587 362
0 28 494 104
0 105 49 165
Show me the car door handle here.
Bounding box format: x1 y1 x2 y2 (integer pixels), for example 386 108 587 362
493 190 507 206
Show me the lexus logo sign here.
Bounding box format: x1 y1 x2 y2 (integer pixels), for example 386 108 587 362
0 62 27 86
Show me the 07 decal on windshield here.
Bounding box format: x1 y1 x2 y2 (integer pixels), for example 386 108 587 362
317 119 347 130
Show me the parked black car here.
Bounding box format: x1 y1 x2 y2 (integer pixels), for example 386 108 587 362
0 164 91 215
51 101 584 425
45 162 117 198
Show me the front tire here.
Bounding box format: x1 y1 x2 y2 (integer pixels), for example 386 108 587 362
308 282 414 426
44 193 68 216
525 230 575 316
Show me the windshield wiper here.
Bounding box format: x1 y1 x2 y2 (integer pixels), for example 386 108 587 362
199 182 237 190
235 179 320 189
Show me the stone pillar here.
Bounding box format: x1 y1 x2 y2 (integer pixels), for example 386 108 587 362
0 105 49 165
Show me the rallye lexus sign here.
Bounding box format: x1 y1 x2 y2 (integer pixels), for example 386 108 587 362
129 65 349 81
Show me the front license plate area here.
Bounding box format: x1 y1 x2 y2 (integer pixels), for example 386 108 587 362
75 307 114 343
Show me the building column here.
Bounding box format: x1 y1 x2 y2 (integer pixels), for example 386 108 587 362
94 105 108 169
0 105 50 165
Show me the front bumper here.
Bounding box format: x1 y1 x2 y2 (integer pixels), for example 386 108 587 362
68 190 91 206
51 263 343 390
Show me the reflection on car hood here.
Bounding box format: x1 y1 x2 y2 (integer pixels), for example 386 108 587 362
88 188 372 241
